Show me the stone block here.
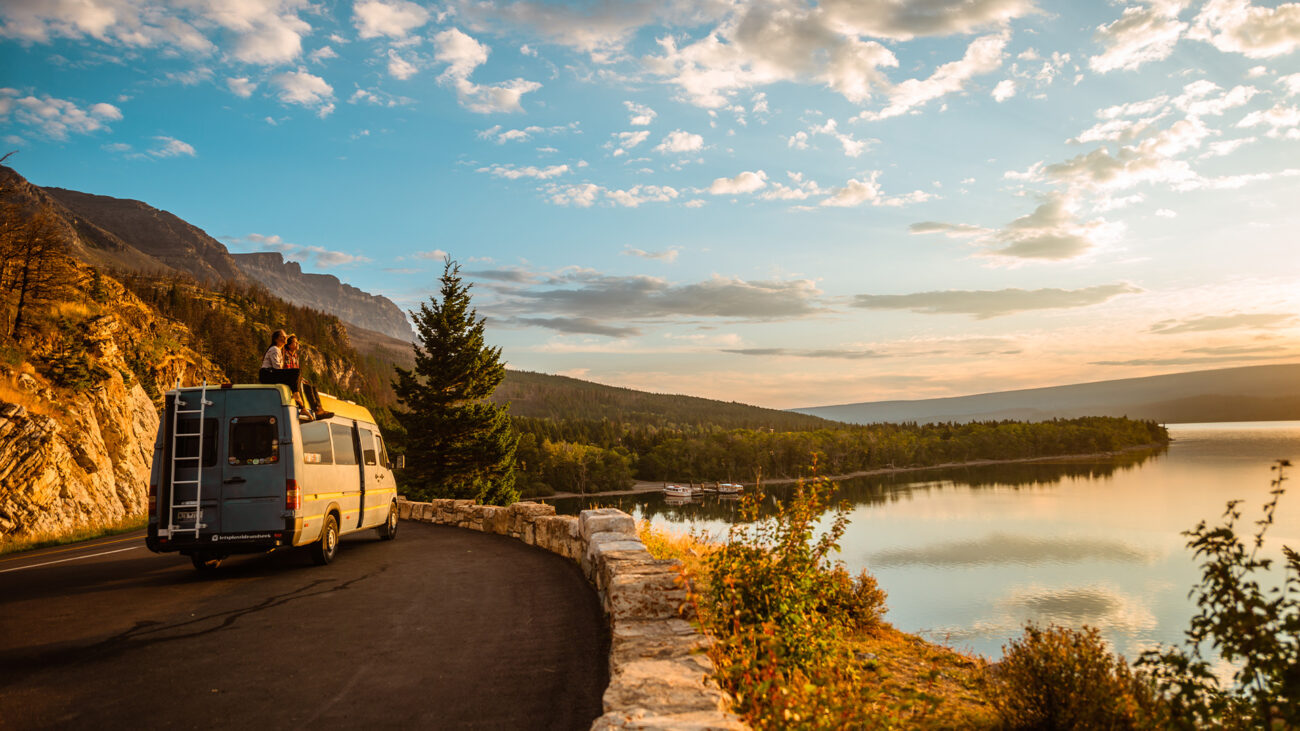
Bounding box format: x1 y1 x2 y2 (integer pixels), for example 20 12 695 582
583 532 649 582
397 501 413 520
602 656 730 715
534 515 581 559
606 569 690 620
591 709 746 731
580 508 636 542
469 504 508 534
610 618 710 665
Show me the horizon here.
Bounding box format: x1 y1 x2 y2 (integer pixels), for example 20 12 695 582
3 0 1299 410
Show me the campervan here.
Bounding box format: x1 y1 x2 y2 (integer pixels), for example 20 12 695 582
145 382 400 570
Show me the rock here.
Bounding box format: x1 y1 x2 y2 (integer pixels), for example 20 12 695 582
581 508 637 541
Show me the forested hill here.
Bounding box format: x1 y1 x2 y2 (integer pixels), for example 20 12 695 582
495 370 837 431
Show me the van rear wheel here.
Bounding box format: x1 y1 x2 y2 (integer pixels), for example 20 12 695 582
311 514 339 565
378 502 398 541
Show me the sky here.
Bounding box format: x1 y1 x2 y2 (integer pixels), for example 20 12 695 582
2 0 1299 409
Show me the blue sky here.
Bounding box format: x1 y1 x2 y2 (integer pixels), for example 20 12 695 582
3 0 1299 408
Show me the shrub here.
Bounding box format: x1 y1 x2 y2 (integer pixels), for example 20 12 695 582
989 623 1164 729
1137 460 1299 729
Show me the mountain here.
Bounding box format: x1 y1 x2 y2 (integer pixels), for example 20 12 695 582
232 252 412 341
794 364 1300 425
10 168 413 341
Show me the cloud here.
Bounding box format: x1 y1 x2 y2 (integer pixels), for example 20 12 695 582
205 0 313 65
413 249 449 260
759 171 823 201
1148 312 1297 334
458 0 709 54
623 247 680 262
709 170 767 195
851 283 1142 319
609 129 650 153
387 49 418 79
909 221 990 237
150 135 195 157
820 171 933 208
858 33 1008 121
479 122 577 144
229 233 370 269
1237 102 1300 138
1 91 121 139
509 316 642 337
308 45 337 64
805 118 874 157
1189 0 1300 58
478 163 570 179
722 347 887 360
992 78 1017 102
433 27 542 113
353 0 430 40
1089 0 1189 73
819 0 1039 41
493 270 824 322
655 129 704 153
625 100 657 126
542 182 679 208
871 533 1154 567
983 194 1121 260
226 76 257 98
271 68 335 116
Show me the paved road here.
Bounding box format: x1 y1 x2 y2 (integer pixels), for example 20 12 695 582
0 522 608 730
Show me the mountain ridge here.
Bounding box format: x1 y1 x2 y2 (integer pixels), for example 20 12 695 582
794 363 1300 424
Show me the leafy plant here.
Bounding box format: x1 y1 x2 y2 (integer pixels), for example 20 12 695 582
989 623 1165 729
1137 459 1299 728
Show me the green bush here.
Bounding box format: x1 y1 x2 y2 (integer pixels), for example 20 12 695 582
990 623 1165 729
1137 460 1299 729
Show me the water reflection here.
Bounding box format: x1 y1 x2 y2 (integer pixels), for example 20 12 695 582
869 533 1158 568
544 447 1164 519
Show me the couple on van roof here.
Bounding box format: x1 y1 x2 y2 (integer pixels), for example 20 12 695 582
259 329 333 422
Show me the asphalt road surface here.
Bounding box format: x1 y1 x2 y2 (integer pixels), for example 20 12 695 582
0 522 608 730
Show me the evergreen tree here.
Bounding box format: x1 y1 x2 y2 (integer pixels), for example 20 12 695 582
393 258 519 505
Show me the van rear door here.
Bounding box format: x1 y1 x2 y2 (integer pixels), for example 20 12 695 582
220 390 289 537
165 391 223 537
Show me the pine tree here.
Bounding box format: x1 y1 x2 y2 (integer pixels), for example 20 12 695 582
393 258 519 505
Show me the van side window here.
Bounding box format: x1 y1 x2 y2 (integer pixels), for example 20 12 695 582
374 434 390 469
330 423 358 466
358 427 377 466
177 417 217 467
229 416 279 466
300 421 333 465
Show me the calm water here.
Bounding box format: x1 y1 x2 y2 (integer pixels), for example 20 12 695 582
547 421 1300 659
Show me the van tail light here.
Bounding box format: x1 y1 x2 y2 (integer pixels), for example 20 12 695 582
285 479 301 511
148 484 157 519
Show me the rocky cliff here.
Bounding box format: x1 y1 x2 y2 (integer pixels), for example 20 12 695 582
233 252 412 341
0 268 222 543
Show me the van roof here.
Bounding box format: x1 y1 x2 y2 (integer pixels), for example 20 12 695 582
170 384 379 426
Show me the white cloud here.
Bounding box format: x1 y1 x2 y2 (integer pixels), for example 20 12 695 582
477 163 570 179
2 91 121 139
625 100 657 126
858 33 1008 122
992 79 1017 102
308 45 338 64
1237 102 1300 137
1089 0 1190 73
414 249 449 260
1282 73 1300 95
623 246 680 262
787 130 810 150
226 76 257 98
807 118 873 157
1189 0 1300 58
150 135 195 157
433 27 541 113
709 170 767 195
353 0 430 40
819 0 1039 41
655 129 703 153
820 171 933 208
1155 208 1177 217
387 49 418 79
234 233 370 268
271 68 335 116
543 182 679 208
913 193 1122 261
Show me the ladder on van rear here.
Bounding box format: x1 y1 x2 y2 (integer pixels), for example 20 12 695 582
166 380 211 537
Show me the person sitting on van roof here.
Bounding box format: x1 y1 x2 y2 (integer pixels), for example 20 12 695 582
281 334 334 422
259 330 287 383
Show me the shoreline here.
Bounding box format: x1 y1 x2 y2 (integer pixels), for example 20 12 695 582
532 442 1166 500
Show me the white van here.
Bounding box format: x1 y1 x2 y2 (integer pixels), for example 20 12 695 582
145 383 400 570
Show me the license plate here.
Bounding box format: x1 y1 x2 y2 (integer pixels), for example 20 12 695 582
177 510 198 521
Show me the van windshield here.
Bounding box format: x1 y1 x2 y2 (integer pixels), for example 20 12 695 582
229 416 279 466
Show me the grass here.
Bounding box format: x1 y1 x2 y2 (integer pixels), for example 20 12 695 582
639 519 997 729
0 515 147 557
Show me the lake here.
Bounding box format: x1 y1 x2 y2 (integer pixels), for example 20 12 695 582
547 421 1300 660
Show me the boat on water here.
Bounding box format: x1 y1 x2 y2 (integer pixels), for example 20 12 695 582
663 484 694 497
717 483 743 494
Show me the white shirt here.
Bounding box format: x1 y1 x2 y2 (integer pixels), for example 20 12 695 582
261 344 283 370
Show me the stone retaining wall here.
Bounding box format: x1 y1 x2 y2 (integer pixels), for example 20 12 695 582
397 498 747 730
